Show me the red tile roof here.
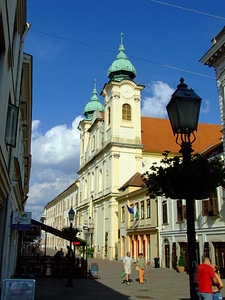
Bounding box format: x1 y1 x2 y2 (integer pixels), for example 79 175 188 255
119 172 145 190
141 117 222 154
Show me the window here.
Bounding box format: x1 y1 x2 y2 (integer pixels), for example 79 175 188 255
107 107 111 126
91 135 95 151
162 200 168 223
141 201 144 219
121 206 125 222
202 190 219 216
177 199 186 221
98 169 103 192
146 199 151 218
5 102 19 147
122 104 131 121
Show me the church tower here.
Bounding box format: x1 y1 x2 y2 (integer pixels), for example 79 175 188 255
77 35 144 260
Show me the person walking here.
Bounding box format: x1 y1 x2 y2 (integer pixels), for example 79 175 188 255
212 265 223 300
198 257 221 300
136 253 147 284
122 251 134 285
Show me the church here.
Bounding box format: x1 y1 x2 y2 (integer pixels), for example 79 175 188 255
74 34 222 263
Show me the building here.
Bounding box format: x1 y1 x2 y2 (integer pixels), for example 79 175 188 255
116 172 158 263
199 26 225 155
42 180 79 253
0 0 32 282
43 34 223 266
76 36 222 262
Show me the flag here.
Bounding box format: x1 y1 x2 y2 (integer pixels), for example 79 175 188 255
126 204 134 214
133 204 139 219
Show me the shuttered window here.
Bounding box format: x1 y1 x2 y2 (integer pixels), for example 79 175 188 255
202 190 218 216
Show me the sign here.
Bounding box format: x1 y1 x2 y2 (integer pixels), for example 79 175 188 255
89 263 99 279
73 241 81 246
1 279 35 300
12 212 31 230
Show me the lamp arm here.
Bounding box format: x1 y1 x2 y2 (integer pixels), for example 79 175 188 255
175 132 196 147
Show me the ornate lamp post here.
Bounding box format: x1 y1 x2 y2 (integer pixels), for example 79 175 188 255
166 78 201 300
66 207 75 288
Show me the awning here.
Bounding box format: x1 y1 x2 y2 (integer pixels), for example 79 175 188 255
31 219 86 246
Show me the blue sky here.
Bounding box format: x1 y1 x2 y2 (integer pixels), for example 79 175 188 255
24 0 225 220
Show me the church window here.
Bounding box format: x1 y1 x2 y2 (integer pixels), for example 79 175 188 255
107 107 111 126
91 135 95 151
122 103 131 121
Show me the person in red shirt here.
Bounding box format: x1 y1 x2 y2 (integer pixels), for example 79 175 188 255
198 257 221 300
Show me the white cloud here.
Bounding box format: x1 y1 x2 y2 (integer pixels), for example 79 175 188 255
141 81 174 118
201 99 210 114
26 116 83 220
27 81 212 221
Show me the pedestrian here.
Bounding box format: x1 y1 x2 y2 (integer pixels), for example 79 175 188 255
136 253 147 284
59 248 64 259
198 257 222 299
66 245 74 260
122 251 134 285
35 243 40 260
212 265 223 300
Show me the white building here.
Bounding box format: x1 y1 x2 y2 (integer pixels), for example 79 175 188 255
43 34 223 267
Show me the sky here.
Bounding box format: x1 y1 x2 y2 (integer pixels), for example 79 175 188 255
24 0 225 220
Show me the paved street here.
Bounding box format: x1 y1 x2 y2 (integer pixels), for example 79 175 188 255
33 258 204 300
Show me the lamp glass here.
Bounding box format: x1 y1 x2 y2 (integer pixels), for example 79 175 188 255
68 207 75 222
167 97 201 135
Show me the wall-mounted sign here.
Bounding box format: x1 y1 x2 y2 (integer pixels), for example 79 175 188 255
1 279 35 300
12 212 31 230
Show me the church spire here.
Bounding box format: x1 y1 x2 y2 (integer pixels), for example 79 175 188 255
83 79 104 120
107 33 136 81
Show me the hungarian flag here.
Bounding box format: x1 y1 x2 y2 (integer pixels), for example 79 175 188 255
133 204 139 219
126 204 134 214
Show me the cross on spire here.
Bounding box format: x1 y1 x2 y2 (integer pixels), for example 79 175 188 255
120 32 124 45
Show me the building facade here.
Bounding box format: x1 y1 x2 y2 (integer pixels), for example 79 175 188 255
0 0 32 282
43 33 224 267
199 26 225 154
42 181 79 253
76 37 222 262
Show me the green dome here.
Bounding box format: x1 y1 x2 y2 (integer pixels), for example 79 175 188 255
107 33 136 81
84 79 104 120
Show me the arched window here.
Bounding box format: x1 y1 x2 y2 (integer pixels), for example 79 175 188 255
107 107 111 126
122 103 131 121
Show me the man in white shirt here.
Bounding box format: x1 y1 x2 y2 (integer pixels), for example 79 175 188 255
122 252 134 285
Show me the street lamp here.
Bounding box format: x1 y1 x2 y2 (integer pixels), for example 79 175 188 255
166 78 201 300
66 207 75 288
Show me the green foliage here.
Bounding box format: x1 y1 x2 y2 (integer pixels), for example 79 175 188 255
178 250 186 267
142 151 225 200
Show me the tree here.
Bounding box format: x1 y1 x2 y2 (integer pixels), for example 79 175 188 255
142 151 225 200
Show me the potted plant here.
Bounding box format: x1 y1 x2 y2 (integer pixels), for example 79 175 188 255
177 250 186 273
